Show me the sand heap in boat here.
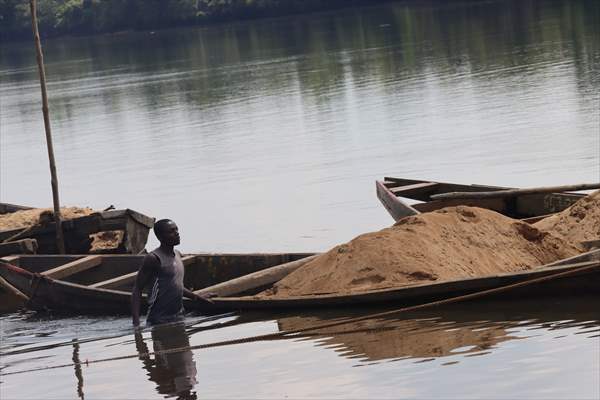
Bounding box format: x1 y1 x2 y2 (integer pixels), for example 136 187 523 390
0 207 124 252
262 206 581 298
534 190 600 246
0 207 95 230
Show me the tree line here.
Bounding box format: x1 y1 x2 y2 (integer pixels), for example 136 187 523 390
0 0 391 41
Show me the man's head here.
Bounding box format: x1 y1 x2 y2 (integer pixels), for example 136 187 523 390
154 219 180 246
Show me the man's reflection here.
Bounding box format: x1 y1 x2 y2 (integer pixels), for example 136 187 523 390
135 322 197 399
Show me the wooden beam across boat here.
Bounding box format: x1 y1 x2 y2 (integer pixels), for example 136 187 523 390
431 183 600 200
194 254 319 297
41 255 102 280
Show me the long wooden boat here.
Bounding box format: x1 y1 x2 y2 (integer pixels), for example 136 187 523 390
376 178 585 222
0 202 155 254
198 249 600 311
1 249 598 314
0 252 314 314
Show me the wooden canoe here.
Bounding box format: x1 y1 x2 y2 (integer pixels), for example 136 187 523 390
196 249 600 311
0 252 315 314
1 250 598 314
0 203 155 254
376 178 585 223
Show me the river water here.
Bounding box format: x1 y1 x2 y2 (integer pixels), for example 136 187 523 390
1 0 599 398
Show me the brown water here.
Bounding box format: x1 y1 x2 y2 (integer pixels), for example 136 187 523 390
1 0 599 398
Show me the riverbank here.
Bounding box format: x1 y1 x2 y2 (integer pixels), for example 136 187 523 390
2 0 396 41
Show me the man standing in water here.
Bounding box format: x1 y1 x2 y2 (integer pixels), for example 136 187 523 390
132 219 212 327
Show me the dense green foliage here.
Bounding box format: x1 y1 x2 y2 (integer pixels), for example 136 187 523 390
0 0 388 40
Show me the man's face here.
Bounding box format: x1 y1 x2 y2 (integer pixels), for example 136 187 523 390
159 221 180 246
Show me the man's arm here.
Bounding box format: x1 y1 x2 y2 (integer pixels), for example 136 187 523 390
131 254 159 327
183 287 215 304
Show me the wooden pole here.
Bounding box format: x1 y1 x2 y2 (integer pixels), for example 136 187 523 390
29 0 65 254
430 183 600 201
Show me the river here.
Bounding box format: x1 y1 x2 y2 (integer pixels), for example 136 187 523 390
0 0 599 398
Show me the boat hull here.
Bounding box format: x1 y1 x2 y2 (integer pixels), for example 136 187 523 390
1 251 597 314
377 178 585 222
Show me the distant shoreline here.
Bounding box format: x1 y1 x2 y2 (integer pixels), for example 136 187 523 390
1 0 399 43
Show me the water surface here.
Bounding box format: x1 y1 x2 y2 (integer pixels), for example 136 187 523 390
1 0 599 398
1 0 598 252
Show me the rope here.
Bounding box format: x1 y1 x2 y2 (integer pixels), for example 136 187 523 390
2 260 598 377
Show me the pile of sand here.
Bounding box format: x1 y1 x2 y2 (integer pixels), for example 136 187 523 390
263 206 581 298
90 230 125 252
534 190 600 246
0 207 124 252
0 207 95 231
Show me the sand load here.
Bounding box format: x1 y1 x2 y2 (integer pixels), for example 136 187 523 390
0 207 95 231
0 207 124 252
534 190 600 246
262 206 581 298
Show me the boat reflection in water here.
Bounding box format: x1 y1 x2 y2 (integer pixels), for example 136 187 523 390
135 322 198 399
275 296 600 363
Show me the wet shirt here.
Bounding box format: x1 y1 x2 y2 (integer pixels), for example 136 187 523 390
146 247 185 325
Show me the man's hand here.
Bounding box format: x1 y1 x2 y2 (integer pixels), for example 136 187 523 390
194 292 217 304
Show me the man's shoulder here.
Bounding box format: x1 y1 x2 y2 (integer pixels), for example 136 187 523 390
142 251 161 269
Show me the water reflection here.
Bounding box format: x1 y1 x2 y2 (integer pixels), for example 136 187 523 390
275 296 600 364
71 340 85 399
135 323 198 399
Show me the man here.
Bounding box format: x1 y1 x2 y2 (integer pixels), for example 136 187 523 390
132 219 212 327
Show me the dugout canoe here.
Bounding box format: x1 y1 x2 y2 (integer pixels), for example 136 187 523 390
195 249 600 311
376 178 586 223
0 203 155 254
4 249 597 314
1 250 598 314
0 252 315 314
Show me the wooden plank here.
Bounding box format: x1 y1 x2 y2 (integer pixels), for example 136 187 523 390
89 271 136 289
383 177 429 185
194 254 319 297
0 275 29 300
42 255 102 280
90 255 193 289
389 182 439 200
0 239 38 257
431 183 600 200
0 255 20 264
383 181 401 188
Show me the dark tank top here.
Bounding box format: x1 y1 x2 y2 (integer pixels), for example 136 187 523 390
146 247 185 325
